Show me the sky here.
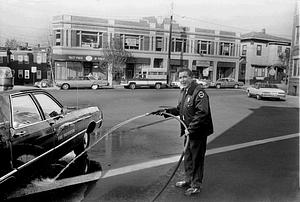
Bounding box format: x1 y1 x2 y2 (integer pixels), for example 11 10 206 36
0 0 296 46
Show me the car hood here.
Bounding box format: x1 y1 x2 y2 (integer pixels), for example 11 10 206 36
260 88 285 93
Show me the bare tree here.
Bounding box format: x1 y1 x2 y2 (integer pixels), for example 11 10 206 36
5 39 20 49
101 36 131 84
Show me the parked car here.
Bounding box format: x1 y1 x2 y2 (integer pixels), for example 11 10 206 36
56 76 108 90
247 82 286 100
211 78 244 89
171 79 210 89
34 79 53 88
170 81 181 89
0 88 103 184
195 79 210 88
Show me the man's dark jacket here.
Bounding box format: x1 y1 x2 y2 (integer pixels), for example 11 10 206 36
167 81 213 139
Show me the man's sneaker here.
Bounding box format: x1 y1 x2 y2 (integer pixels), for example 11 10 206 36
175 181 190 188
184 187 201 196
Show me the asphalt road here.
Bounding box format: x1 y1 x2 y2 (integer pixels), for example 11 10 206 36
10 88 299 202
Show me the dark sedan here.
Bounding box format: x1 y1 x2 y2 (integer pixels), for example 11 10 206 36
0 89 103 185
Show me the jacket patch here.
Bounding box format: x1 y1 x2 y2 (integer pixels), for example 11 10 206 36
198 91 205 98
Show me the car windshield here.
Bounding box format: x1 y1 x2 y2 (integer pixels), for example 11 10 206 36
259 83 278 88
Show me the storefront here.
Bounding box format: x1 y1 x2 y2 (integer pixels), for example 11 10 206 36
52 54 106 80
192 60 213 80
125 57 151 79
217 61 236 79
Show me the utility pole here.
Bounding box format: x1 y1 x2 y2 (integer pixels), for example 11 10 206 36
167 2 173 86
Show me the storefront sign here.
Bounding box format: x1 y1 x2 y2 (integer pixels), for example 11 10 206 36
53 54 104 62
196 60 210 67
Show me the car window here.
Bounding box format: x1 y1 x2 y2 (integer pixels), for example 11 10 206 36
12 95 42 128
34 93 62 119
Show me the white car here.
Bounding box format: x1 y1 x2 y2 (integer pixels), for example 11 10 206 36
247 82 286 100
171 79 210 89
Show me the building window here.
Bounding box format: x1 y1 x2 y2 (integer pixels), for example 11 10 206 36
219 42 235 56
18 55 23 64
24 55 29 64
123 35 140 50
171 38 186 53
293 59 299 77
242 45 247 55
78 31 102 48
295 26 299 45
277 46 282 55
154 58 163 68
197 40 212 55
155 37 163 51
256 45 262 56
254 67 266 77
55 30 61 46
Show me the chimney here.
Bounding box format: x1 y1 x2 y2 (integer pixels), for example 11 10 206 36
261 28 266 34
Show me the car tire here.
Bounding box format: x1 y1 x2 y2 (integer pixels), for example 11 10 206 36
155 83 161 89
256 94 261 100
74 132 90 156
91 84 98 90
216 84 221 89
62 83 70 90
234 84 238 89
129 83 136 90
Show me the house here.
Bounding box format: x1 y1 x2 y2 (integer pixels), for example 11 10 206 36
240 29 291 85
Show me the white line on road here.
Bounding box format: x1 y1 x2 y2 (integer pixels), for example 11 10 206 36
101 133 299 178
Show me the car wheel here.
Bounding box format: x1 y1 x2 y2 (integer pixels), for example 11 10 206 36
62 83 70 90
234 84 238 89
216 84 221 89
91 84 98 90
74 132 90 156
256 94 261 100
155 83 161 89
129 83 136 90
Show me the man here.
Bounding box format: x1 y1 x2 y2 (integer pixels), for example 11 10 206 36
159 69 213 195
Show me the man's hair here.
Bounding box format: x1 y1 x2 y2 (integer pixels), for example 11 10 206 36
177 68 193 77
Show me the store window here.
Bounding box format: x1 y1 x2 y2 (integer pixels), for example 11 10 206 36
154 58 163 68
257 45 262 56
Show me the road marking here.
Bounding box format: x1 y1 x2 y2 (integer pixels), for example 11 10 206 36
101 133 299 178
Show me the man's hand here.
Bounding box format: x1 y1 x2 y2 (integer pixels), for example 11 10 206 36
184 129 190 136
149 109 166 116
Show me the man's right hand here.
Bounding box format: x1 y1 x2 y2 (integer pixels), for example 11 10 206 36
149 109 166 116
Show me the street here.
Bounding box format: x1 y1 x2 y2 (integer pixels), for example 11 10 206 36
11 88 299 202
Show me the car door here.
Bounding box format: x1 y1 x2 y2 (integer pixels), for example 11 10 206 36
10 93 55 163
32 92 75 145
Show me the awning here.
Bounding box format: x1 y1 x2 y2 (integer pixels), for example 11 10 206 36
170 59 188 66
217 62 236 68
127 57 151 64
